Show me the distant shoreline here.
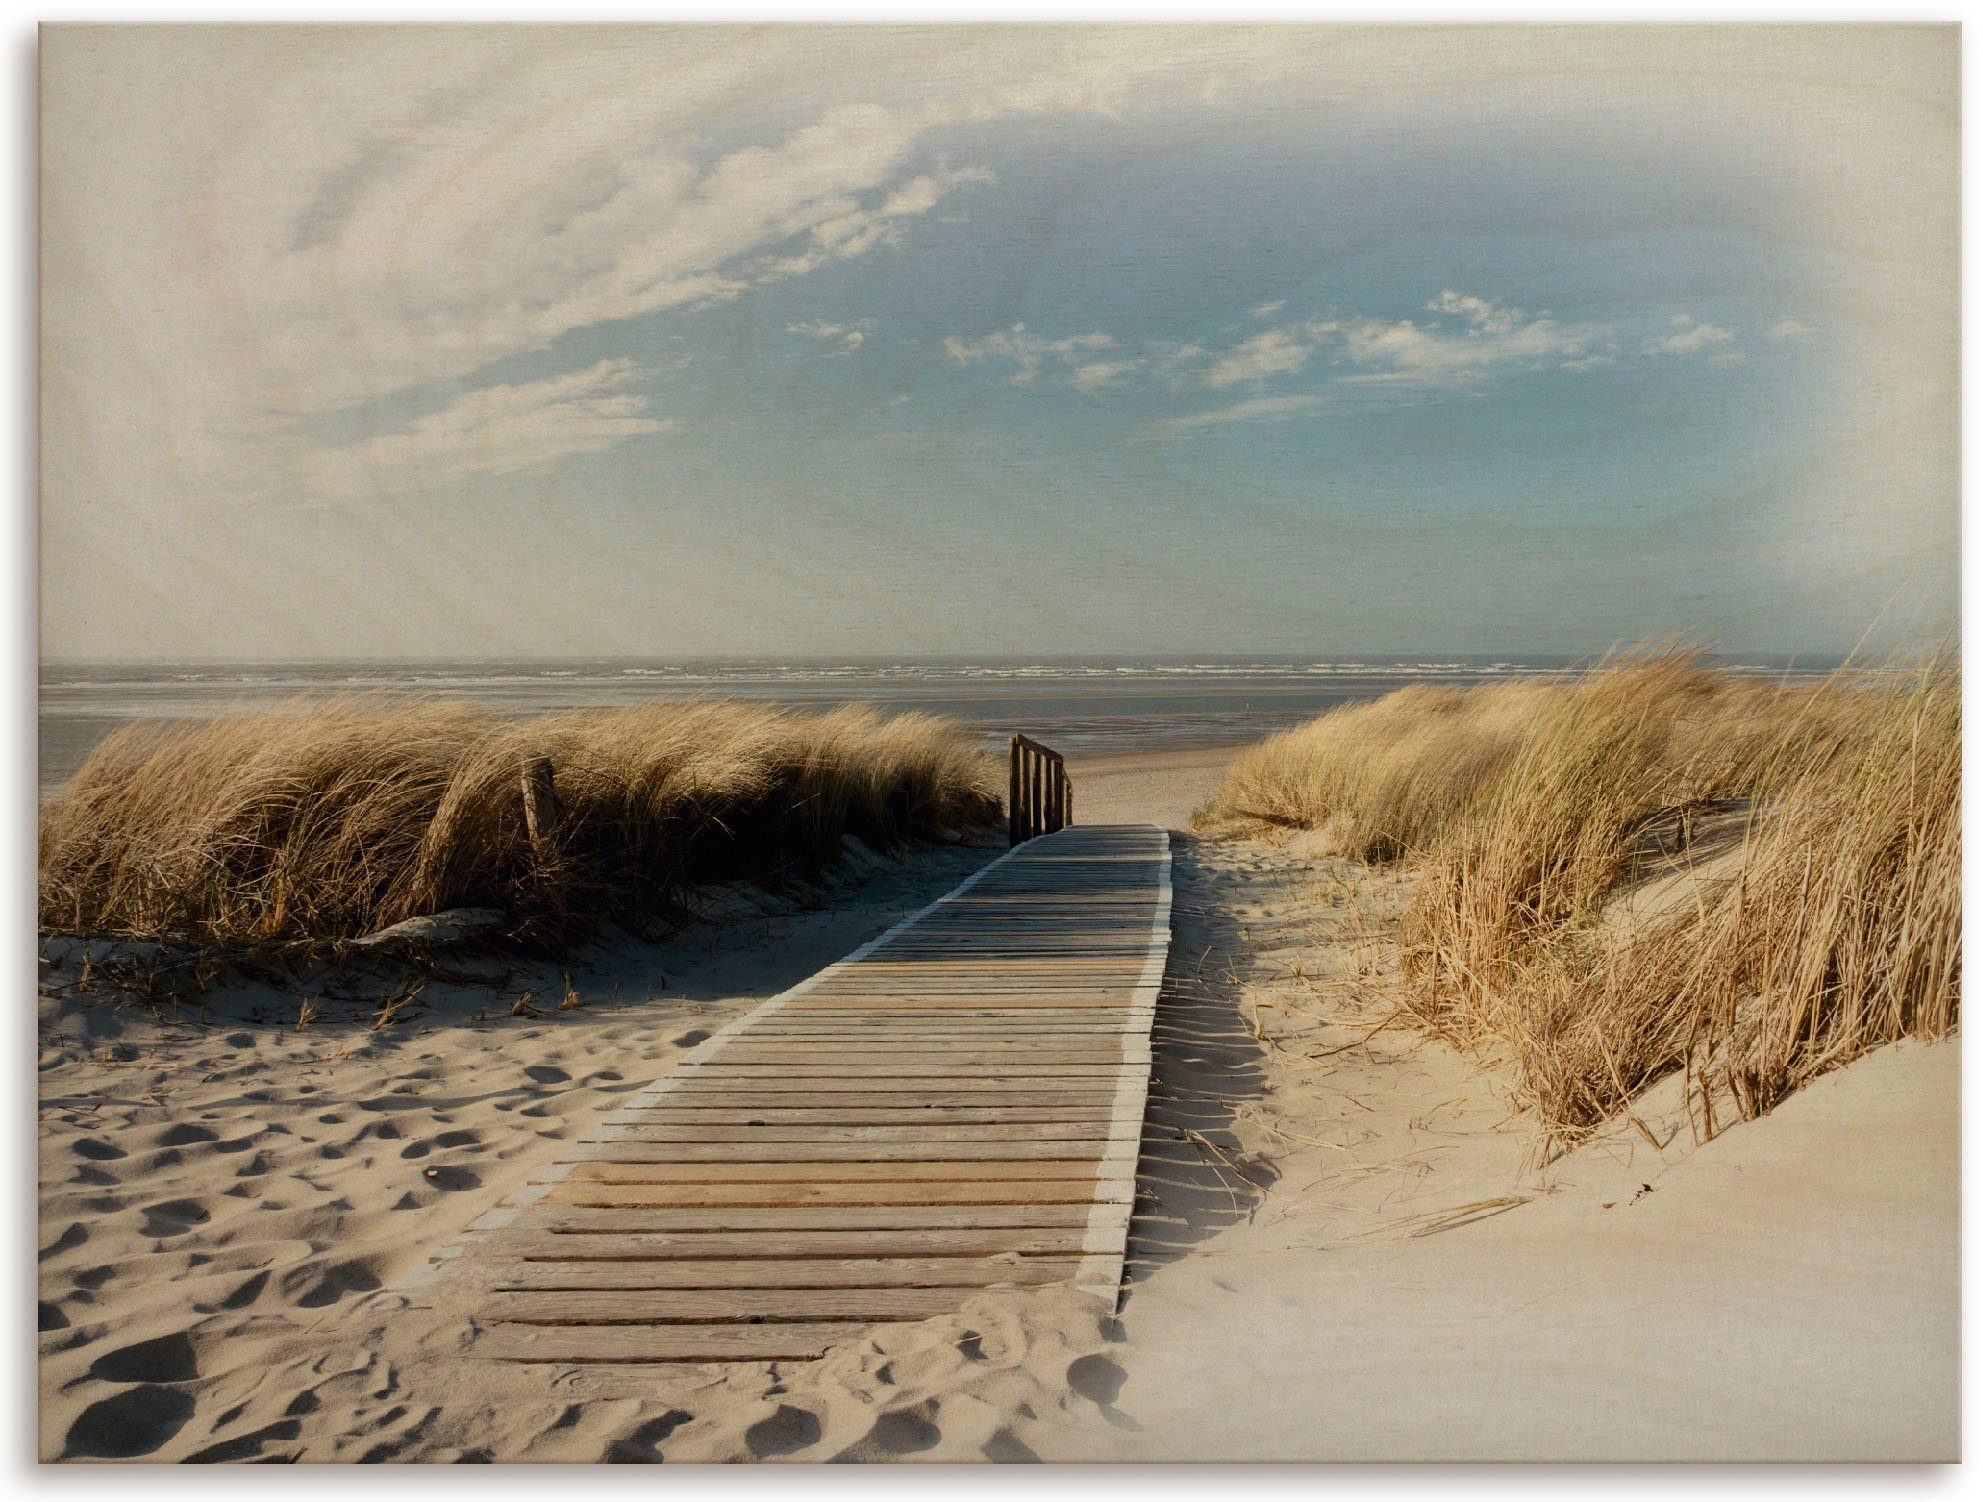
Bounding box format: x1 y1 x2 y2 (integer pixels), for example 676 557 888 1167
37 655 1856 798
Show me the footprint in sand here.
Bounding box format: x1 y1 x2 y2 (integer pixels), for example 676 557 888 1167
139 1200 211 1238
743 1403 821 1458
864 1402 942 1455
218 1269 270 1309
90 1330 198 1384
182 1418 303 1463
63 1385 196 1459
288 1259 382 1309
602 1409 692 1462
1066 1354 1140 1431
155 1123 218 1148
982 1427 1041 1462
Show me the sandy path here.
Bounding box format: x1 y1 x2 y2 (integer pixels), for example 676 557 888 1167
1063 746 1236 831
1028 831 1959 1461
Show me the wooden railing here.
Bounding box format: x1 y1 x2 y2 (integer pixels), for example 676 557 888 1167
1008 734 1072 846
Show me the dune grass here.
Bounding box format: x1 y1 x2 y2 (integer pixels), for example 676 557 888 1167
38 697 1001 948
1196 652 1959 1148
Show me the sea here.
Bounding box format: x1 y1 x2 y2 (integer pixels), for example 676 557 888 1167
36 655 1833 798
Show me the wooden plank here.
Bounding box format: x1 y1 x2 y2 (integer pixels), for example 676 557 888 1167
487 1285 1022 1326
706 1047 1134 1062
605 1108 1117 1125
515 1203 1104 1232
679 1063 1131 1077
482 1228 1090 1260
538 1180 1115 1209
578 1125 1113 1146
474 1255 1082 1291
574 1140 1113 1161
560 1160 1101 1183
646 1092 1123 1108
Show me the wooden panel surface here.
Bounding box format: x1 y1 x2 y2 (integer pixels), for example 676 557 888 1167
405 823 1169 1365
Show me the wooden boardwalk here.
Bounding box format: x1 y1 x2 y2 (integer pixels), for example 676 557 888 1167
410 823 1171 1365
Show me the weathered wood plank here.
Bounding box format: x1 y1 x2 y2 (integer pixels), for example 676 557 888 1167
538 1179 1117 1209
642 1093 1126 1110
486 1285 1019 1326
605 1108 1117 1125
578 1125 1114 1147
474 1255 1081 1291
483 1227 1090 1260
559 1160 1101 1183
513 1203 1104 1232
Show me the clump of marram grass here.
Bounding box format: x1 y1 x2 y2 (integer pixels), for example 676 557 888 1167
1483 663 1959 1144
38 697 1000 948
1195 650 1958 1149
1199 653 1816 863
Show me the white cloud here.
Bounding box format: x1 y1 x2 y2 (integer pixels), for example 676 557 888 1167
1769 319 1814 339
43 36 1020 512
788 318 875 356
1426 290 1520 334
962 290 1622 405
1071 359 1139 391
301 359 667 499
1159 393 1328 430
761 162 997 280
1202 328 1313 388
944 324 1132 389
1154 293 1611 393
1318 294 1609 384
1250 300 1286 320
1644 315 1736 357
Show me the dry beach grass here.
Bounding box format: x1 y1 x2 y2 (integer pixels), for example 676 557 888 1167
1197 653 1960 1148
38 697 1000 949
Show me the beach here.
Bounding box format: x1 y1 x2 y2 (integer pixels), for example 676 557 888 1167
37 744 1958 1461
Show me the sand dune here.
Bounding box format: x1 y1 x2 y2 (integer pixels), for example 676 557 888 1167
37 754 1957 1461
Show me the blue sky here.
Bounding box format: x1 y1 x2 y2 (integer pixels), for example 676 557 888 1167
40 26 1956 660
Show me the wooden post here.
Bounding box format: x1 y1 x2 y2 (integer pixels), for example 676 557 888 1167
521 756 559 865
1009 735 1074 844
1008 736 1023 847
1031 750 1044 839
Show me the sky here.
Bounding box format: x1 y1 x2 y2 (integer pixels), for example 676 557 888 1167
40 25 1958 663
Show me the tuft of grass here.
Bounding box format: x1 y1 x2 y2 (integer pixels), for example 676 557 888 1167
38 697 1000 948
1196 651 1959 1149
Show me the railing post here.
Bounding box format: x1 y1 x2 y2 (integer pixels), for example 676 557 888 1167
1008 735 1023 847
520 755 559 864
1009 735 1075 844
1031 749 1044 839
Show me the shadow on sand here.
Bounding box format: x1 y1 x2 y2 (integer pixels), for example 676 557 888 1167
1120 832 1291 1292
